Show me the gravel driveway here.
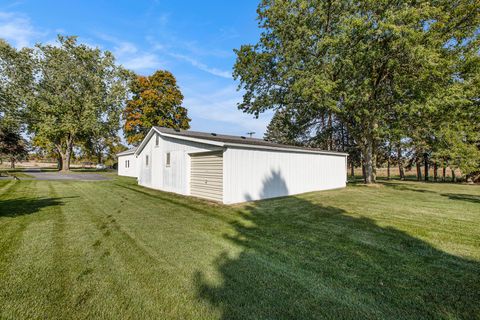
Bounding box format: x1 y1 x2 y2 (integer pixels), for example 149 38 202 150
21 169 111 181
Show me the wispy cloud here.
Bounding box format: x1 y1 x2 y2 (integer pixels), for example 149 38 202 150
0 11 45 48
169 52 231 78
95 33 163 72
146 35 233 78
121 53 162 72
184 84 272 136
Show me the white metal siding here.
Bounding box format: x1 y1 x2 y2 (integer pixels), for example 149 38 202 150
117 154 138 178
137 133 221 195
190 152 223 202
223 147 347 204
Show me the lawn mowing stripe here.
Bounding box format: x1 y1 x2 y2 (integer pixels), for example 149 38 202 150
111 184 398 318
49 181 157 319
1 178 479 319
0 181 39 272
110 180 243 253
66 181 181 318
69 181 229 318
0 180 15 194
0 181 70 319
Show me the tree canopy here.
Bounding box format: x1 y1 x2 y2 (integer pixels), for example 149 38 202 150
234 0 480 183
26 35 130 170
123 70 190 145
0 123 28 168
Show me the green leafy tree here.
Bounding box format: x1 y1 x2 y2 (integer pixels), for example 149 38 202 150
26 35 129 171
0 39 33 125
81 135 123 165
123 70 190 145
0 39 32 169
264 108 307 145
234 0 479 183
0 123 28 168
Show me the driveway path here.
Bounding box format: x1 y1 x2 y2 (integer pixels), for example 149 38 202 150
22 169 110 181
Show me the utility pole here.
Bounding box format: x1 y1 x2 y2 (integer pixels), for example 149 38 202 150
246 131 255 138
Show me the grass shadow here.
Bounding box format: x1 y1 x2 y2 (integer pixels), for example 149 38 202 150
441 193 480 204
195 171 480 319
0 196 76 217
380 181 437 193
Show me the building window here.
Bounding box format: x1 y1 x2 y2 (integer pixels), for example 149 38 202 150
127 160 130 168
166 152 171 167
155 134 159 146
125 160 128 168
146 155 149 166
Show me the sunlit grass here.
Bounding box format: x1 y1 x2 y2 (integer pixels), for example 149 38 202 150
0 177 479 319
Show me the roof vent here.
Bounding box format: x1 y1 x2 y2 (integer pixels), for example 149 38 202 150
240 136 246 139
211 133 217 136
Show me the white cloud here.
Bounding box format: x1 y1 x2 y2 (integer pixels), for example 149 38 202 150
0 11 44 48
146 36 233 78
121 53 162 72
115 41 137 55
184 85 272 136
95 33 163 72
169 52 231 79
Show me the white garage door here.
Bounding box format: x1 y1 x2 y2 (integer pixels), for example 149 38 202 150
190 151 223 202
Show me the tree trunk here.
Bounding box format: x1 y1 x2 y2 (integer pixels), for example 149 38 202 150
424 154 429 182
57 155 63 170
451 168 456 182
387 154 391 180
328 113 333 151
10 157 15 169
433 162 438 182
56 138 73 172
397 145 404 180
363 140 374 184
442 160 446 182
61 149 71 171
416 160 422 181
350 161 355 178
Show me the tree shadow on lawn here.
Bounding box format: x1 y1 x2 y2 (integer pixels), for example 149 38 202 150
380 180 438 193
0 196 75 217
441 193 480 204
194 171 480 320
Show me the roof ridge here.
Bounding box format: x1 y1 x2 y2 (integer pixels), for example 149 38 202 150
154 126 265 142
152 126 347 156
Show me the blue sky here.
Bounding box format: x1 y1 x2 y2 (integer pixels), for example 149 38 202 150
0 0 273 138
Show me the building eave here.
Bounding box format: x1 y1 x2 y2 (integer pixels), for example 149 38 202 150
134 127 349 157
224 143 349 156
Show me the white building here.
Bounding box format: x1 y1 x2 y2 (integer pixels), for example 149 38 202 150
116 147 138 178
132 127 348 204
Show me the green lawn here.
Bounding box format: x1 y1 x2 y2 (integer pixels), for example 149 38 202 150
0 169 34 178
0 177 479 319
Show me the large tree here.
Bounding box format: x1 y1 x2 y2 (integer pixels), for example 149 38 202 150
26 36 129 171
234 0 479 183
123 70 190 145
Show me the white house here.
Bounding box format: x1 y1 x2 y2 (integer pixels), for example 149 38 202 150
116 147 138 177
133 127 348 204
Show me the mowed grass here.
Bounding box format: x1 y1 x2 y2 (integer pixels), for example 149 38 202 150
0 177 479 319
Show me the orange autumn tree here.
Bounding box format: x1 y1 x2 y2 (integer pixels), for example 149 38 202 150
123 70 190 145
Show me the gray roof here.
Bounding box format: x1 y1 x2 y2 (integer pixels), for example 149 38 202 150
154 127 347 156
116 147 137 156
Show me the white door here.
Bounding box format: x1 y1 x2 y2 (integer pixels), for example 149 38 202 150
190 151 223 202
